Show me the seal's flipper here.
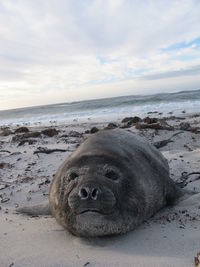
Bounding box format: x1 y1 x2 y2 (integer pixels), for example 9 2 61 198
16 201 51 216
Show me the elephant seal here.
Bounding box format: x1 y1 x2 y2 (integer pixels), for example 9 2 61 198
48 129 183 237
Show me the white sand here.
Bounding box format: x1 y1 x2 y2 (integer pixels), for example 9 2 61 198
0 114 200 267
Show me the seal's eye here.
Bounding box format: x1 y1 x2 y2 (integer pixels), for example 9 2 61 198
105 170 119 181
69 172 79 181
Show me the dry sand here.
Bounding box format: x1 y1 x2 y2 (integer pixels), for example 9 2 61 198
0 113 200 267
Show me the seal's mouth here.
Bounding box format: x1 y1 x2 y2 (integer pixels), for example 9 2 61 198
78 208 102 215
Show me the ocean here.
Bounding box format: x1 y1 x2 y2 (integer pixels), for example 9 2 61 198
0 89 200 127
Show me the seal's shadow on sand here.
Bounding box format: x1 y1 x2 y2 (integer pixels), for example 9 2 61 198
71 192 200 258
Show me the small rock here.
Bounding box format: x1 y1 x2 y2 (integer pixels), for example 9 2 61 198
15 127 29 133
104 123 118 130
143 117 158 124
90 127 99 134
121 116 142 126
41 128 59 137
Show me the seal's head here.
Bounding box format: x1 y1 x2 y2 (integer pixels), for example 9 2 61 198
49 153 142 237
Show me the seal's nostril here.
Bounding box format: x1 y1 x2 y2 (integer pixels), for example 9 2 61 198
79 186 99 200
79 187 88 199
91 188 99 200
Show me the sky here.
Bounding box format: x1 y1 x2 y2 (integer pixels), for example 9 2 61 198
0 0 200 110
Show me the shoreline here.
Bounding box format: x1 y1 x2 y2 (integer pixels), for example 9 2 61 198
0 112 200 267
1 89 200 128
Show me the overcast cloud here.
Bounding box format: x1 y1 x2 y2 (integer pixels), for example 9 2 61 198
0 0 200 110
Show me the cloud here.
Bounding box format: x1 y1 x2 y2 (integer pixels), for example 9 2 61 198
142 65 200 80
0 0 200 109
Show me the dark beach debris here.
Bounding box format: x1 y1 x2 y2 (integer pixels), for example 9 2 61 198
179 122 200 133
15 127 29 133
191 128 200 134
38 177 51 186
0 162 13 169
10 152 22 156
68 130 83 138
136 119 174 131
152 205 200 228
0 150 11 154
176 172 200 188
0 128 13 136
83 262 90 266
121 116 142 124
0 180 12 186
104 123 118 130
12 131 41 142
16 175 50 184
0 195 10 203
153 131 184 149
191 113 200 118
147 111 158 114
60 134 69 138
161 115 186 121
41 128 59 137
17 175 35 183
153 139 173 149
60 131 83 138
136 122 162 130
0 184 8 190
195 251 200 267
18 139 37 146
121 116 142 128
0 141 4 146
90 127 99 134
64 139 80 145
179 122 191 131
23 131 41 138
33 147 68 154
184 144 193 151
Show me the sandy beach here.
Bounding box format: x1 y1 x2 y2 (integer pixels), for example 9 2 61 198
0 112 200 267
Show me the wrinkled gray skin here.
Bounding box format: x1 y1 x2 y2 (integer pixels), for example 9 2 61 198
49 129 183 237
